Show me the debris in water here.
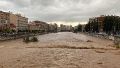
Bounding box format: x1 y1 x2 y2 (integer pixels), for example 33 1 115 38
86 40 93 42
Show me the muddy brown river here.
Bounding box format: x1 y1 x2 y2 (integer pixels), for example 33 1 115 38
0 32 120 68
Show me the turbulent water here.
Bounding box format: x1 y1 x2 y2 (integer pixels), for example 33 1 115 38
0 32 120 68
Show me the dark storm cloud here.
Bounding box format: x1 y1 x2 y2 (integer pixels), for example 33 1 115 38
1 0 120 24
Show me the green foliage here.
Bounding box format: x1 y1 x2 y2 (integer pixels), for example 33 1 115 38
23 36 38 43
3 28 12 33
23 36 30 43
74 24 82 32
31 37 38 42
77 24 82 31
116 45 120 49
85 22 90 32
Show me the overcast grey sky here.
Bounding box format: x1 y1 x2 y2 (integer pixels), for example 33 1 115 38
0 0 120 25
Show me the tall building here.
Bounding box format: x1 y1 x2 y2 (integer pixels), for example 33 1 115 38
10 14 28 32
28 21 49 32
0 11 28 32
0 11 10 31
87 15 120 34
88 15 105 32
48 23 58 32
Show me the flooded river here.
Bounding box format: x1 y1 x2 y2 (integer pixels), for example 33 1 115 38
0 32 120 68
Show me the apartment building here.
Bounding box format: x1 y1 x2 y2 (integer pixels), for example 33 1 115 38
88 15 105 32
28 21 49 32
48 23 58 32
0 11 10 31
0 11 28 32
10 14 28 32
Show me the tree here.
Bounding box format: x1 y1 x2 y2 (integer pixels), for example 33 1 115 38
77 24 82 32
85 22 90 32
